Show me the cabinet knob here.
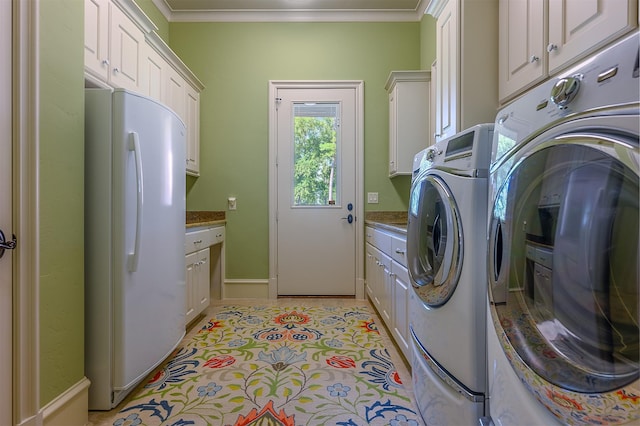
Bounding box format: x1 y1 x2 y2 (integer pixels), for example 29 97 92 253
113 67 120 74
546 43 558 53
102 59 110 66
529 55 539 63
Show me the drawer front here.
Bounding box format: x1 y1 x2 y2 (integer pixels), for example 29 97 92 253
390 235 407 266
185 228 213 253
365 226 376 246
211 226 225 245
186 226 225 254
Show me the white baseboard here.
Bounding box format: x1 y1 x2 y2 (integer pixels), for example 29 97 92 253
41 377 90 426
223 279 270 299
223 278 366 299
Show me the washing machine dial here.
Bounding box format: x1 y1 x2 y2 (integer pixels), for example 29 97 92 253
550 74 582 109
425 147 442 162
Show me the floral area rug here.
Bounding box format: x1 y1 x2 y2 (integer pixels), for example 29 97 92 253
110 305 423 425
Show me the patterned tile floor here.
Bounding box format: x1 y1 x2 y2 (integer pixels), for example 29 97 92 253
88 298 419 425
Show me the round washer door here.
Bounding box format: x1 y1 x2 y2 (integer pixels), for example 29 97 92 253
487 127 639 423
407 172 463 307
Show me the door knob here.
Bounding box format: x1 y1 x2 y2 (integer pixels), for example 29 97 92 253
0 229 17 259
341 214 354 224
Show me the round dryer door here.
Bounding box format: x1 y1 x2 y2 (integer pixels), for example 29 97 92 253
487 130 639 422
407 172 463 307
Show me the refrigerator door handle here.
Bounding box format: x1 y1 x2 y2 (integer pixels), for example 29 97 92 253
127 132 143 272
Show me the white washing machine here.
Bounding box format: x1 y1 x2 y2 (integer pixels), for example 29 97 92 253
407 123 494 425
484 31 640 425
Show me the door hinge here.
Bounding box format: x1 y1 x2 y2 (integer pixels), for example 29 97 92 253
275 97 282 110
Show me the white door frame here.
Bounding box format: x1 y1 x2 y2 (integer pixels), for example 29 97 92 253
13 0 41 424
268 81 365 299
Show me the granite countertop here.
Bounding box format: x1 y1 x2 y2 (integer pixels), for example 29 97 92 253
364 211 408 234
186 211 226 228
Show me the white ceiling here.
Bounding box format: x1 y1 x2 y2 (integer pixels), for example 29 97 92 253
151 0 431 22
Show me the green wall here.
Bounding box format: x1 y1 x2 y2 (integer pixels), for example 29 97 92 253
135 0 170 42
39 0 85 406
169 22 421 280
420 14 437 71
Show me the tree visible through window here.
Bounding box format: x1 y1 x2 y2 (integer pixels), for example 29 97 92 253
293 102 339 206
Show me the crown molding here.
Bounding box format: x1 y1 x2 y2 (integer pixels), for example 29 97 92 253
151 0 428 22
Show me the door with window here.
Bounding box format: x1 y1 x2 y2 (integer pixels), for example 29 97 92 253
271 83 362 296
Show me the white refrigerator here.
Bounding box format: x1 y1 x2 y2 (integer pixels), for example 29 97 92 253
84 88 186 410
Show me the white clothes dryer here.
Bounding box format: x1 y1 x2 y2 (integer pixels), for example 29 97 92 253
484 31 640 426
407 124 494 425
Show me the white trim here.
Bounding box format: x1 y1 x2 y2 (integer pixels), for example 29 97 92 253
268 80 365 300
14 0 40 425
424 0 448 18
151 0 429 22
163 10 425 22
223 279 270 299
42 378 90 426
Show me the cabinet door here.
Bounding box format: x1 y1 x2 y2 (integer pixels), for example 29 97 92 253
142 45 165 100
109 2 144 92
185 251 198 325
185 84 200 176
390 80 430 176
392 261 410 360
196 248 210 314
498 0 545 102
366 244 382 310
379 251 393 325
435 0 458 142
84 0 109 80
165 66 186 121
388 86 398 176
548 0 637 74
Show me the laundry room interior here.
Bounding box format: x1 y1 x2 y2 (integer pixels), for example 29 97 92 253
4 0 639 425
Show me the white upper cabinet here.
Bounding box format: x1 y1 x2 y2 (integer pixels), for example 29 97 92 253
427 0 498 143
498 0 545 101
84 0 109 82
84 0 150 93
185 85 201 176
142 43 165 101
385 71 431 177
84 0 205 176
499 0 638 103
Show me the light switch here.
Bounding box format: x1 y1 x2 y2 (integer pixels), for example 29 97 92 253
228 197 237 210
367 192 379 204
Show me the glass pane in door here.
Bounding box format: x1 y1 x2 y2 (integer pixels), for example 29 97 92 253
292 102 340 207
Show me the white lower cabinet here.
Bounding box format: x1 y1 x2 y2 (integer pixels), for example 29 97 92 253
185 247 210 325
185 225 225 325
366 225 410 360
391 261 410 358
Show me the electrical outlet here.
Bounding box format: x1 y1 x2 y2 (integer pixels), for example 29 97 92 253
367 192 379 204
228 197 237 210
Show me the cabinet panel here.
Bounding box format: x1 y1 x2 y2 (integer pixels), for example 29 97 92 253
185 251 198 325
109 3 144 93
196 248 210 314
185 85 200 176
143 45 164 101
548 0 637 73
498 0 545 100
84 0 109 81
499 0 637 102
165 66 186 121
390 235 407 266
366 226 410 361
386 72 431 177
434 0 458 142
392 261 410 359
